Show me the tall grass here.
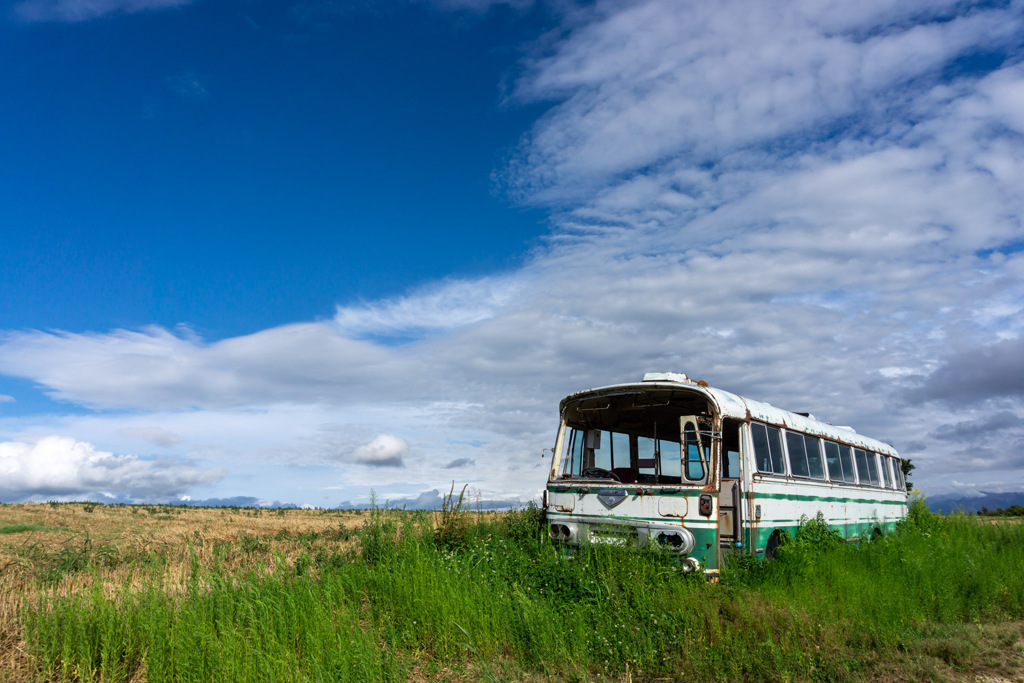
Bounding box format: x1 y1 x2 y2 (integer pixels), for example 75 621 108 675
18 499 1024 682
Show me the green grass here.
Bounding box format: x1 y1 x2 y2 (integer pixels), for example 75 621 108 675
17 500 1024 682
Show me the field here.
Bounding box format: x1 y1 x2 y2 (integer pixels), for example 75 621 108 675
1 497 1023 682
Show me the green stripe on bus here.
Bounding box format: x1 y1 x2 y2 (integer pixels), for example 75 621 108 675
750 492 906 506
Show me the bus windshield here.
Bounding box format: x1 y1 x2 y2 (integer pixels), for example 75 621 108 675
555 389 713 485
558 422 709 485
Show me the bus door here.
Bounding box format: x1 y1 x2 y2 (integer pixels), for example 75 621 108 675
718 419 743 548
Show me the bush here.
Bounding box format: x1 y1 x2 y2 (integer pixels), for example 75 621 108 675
499 501 545 548
358 491 399 566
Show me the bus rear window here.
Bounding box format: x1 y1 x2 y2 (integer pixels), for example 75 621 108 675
752 423 785 475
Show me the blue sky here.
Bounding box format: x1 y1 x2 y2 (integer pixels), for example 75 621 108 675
1 0 548 338
1 0 1023 507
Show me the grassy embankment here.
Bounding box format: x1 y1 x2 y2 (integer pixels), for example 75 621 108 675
2 496 1024 682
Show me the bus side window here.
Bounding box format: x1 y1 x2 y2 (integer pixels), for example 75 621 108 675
752 423 785 475
855 449 879 486
879 455 891 488
561 428 584 477
840 446 857 484
893 458 906 490
853 448 870 486
722 421 741 479
804 436 825 480
682 422 705 481
823 440 843 481
867 452 880 486
786 431 809 478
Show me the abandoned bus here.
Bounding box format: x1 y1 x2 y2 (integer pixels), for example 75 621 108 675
544 372 908 573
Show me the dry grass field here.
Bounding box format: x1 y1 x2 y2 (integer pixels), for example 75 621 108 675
0 502 370 681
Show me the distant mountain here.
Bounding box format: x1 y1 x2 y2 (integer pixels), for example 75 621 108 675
927 491 1024 514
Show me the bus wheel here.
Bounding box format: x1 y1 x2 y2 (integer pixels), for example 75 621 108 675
764 530 784 561
871 526 884 540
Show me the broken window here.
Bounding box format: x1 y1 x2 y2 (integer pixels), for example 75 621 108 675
722 420 741 479
556 390 712 485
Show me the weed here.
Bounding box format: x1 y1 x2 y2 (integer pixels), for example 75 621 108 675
238 533 265 555
434 482 470 550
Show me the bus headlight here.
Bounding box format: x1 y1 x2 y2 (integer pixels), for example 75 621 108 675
652 528 695 554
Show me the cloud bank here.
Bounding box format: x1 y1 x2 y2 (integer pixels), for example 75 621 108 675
0 436 223 501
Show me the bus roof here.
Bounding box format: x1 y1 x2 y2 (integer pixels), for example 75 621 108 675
560 372 899 457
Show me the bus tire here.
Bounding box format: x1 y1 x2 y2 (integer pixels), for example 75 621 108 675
764 529 784 561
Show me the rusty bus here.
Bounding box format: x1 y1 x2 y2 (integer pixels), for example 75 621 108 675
543 372 908 574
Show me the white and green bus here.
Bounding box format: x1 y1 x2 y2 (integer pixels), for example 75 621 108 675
544 372 908 574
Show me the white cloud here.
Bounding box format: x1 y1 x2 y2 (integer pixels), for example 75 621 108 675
0 395 14 403
0 324 401 410
12 0 191 23
0 436 223 501
350 434 410 468
334 276 521 338
504 0 1023 202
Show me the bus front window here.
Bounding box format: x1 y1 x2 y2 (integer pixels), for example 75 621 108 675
558 425 700 485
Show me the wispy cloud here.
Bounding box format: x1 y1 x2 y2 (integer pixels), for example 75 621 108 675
167 72 210 100
333 276 521 339
117 426 184 447
12 0 191 23
503 0 1023 203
